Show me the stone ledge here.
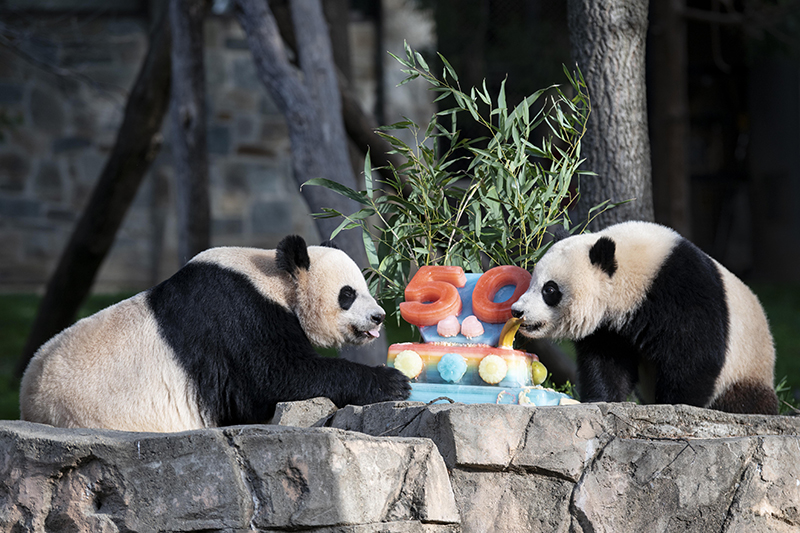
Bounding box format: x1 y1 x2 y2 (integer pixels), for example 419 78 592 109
3 403 799 533
0 421 459 532
326 402 800 532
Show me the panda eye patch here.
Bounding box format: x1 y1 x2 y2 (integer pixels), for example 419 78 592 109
338 285 357 310
542 281 562 307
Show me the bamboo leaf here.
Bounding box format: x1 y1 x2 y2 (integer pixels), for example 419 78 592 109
302 178 370 205
415 51 429 71
363 149 374 198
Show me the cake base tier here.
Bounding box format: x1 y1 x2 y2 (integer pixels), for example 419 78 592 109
407 382 576 406
388 342 537 387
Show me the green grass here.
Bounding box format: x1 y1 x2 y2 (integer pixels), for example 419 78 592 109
752 283 800 413
1 284 798 420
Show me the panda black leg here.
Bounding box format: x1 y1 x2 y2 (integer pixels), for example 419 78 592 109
653 364 718 407
709 380 779 415
575 329 639 403
269 355 411 413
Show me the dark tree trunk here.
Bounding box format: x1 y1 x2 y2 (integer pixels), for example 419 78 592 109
17 4 172 376
170 0 211 264
568 0 654 230
322 0 353 81
234 0 386 365
649 0 691 238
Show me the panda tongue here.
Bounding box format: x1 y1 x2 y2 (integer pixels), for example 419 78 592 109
368 328 381 339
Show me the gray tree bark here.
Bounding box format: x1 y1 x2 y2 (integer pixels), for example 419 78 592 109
170 0 211 264
17 3 172 376
234 0 386 365
567 0 654 230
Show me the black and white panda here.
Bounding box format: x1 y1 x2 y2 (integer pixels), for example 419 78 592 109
510 220 778 415
20 235 410 432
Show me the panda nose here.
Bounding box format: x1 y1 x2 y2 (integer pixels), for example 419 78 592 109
511 308 524 319
371 312 385 326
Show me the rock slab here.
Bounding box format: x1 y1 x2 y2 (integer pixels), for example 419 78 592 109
2 402 800 533
0 421 459 532
327 401 800 533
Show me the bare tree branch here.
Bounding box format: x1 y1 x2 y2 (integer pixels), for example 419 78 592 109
234 0 387 365
17 3 172 376
170 0 211 264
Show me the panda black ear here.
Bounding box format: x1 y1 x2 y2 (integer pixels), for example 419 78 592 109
320 239 339 250
589 236 617 277
276 235 310 276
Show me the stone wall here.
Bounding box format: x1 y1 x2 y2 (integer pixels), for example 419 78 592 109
0 3 434 292
2 401 800 532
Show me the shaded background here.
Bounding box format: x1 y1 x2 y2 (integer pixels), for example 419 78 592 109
2 0 799 288
1 0 799 413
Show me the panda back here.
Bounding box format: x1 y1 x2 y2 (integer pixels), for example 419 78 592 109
712 261 775 401
147 256 312 426
20 293 205 431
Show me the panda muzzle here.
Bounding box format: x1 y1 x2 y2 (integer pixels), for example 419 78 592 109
521 321 545 333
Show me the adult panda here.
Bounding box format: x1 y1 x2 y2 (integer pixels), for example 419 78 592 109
510 220 778 415
20 235 410 432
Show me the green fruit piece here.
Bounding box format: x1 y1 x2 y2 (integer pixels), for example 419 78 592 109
530 361 548 385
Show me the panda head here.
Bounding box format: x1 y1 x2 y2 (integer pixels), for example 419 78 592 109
276 235 385 348
511 234 618 340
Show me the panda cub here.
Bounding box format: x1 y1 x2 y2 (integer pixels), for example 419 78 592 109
510 220 778 415
20 235 410 432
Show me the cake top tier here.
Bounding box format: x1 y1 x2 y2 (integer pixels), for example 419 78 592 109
398 266 532 347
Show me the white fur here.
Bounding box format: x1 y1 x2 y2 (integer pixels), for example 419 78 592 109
712 264 775 400
512 221 775 407
296 246 384 348
514 221 678 339
19 244 383 431
20 293 207 431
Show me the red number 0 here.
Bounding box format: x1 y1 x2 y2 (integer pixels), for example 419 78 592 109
399 266 466 327
471 265 532 323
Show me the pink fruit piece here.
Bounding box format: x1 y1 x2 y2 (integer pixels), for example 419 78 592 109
437 315 460 337
460 315 485 338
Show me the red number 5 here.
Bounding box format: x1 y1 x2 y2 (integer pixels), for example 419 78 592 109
399 266 466 327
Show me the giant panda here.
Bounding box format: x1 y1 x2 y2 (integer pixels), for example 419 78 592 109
20 235 410 432
510 220 778 415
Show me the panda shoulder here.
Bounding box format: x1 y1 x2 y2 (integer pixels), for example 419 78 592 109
595 221 682 282
179 247 293 309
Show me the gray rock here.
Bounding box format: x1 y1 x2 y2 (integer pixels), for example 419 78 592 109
4 402 800 533
328 401 800 533
271 396 338 427
0 421 459 533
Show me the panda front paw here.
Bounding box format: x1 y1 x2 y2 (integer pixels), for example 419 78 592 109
372 365 411 402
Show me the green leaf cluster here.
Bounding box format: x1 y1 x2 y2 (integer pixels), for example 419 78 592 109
305 43 611 311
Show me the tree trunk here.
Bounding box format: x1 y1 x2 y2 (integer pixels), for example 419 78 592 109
17 4 172 376
234 0 386 365
267 1 405 182
649 0 691 238
170 0 211 264
568 0 654 230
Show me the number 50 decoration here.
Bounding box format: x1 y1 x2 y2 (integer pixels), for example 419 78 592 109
399 265 531 327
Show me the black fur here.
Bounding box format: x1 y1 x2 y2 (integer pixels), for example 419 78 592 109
147 261 409 426
589 237 618 277
710 380 779 415
338 285 356 310
576 239 728 407
276 235 311 276
542 281 562 307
